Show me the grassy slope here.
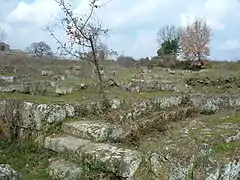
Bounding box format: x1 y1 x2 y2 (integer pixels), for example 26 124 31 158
0 56 240 179
0 141 56 180
133 111 240 179
0 89 176 104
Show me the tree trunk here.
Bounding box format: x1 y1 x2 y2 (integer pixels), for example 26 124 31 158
197 52 204 67
89 38 107 102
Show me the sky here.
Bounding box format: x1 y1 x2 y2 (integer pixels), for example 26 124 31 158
0 0 240 60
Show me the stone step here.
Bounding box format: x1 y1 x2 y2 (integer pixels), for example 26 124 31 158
147 111 240 179
48 158 83 180
44 135 142 179
62 121 123 142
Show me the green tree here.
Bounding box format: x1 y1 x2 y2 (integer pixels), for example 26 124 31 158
157 38 179 57
156 25 180 59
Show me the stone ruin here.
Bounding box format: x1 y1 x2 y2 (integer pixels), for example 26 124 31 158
0 58 240 180
0 66 16 74
1 94 240 179
0 42 10 53
65 65 82 76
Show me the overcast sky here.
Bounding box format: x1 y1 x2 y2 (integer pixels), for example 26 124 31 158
1 0 240 60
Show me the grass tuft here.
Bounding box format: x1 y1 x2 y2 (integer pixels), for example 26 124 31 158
0 140 56 180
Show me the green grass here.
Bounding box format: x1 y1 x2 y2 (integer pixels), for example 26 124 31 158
108 68 139 81
108 88 176 99
190 68 240 80
0 73 15 76
207 114 240 126
211 141 239 154
0 140 56 180
0 90 102 104
0 88 176 104
138 111 240 155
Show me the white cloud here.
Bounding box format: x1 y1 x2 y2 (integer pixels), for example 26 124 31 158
131 30 157 58
6 0 61 27
180 1 223 30
217 39 240 51
180 0 240 30
0 0 240 59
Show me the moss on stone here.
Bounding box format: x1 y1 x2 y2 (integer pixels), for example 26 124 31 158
0 88 176 104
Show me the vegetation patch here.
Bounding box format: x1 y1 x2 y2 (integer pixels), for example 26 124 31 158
0 88 176 105
0 140 56 180
211 141 239 155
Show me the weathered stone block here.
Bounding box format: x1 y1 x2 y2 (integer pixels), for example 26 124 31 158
48 158 83 180
62 121 123 142
44 135 142 179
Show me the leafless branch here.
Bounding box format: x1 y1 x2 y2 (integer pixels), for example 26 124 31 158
179 19 211 64
157 25 181 46
47 0 111 105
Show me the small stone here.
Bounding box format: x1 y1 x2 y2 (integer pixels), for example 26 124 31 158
0 76 14 83
41 70 53 76
225 131 240 143
48 159 83 180
0 164 21 180
55 86 73 95
79 83 87 90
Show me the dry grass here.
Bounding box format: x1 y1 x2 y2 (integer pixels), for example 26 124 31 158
1 53 239 82
0 88 176 104
208 60 240 70
0 140 55 180
0 54 240 180
0 53 239 100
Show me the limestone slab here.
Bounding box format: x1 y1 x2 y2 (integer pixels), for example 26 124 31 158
48 158 83 180
63 121 123 142
44 135 142 179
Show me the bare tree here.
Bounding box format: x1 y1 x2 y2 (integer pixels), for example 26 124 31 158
0 28 6 43
47 0 109 104
156 25 181 46
179 19 211 66
26 41 53 57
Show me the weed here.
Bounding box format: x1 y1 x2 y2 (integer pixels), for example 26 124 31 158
0 140 56 180
200 109 216 115
56 148 120 180
0 99 23 142
211 141 239 154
